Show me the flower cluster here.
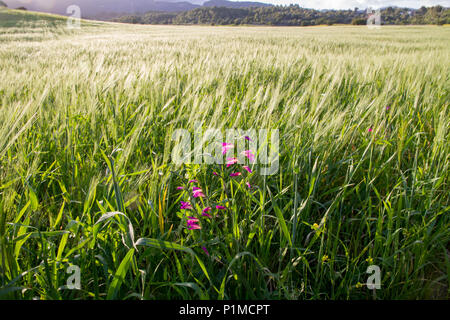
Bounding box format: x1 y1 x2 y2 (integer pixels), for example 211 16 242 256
176 137 256 255
223 140 255 187
178 178 228 231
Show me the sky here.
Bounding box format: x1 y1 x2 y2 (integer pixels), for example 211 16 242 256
234 0 450 9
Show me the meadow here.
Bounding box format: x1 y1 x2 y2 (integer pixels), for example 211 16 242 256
0 9 449 299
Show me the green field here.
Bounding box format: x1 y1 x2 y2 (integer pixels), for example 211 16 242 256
0 9 449 300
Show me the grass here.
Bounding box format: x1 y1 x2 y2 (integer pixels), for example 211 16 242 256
0 9 449 300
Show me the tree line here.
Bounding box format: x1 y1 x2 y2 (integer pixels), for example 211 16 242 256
113 5 450 26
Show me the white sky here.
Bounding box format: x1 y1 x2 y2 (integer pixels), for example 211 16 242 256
234 0 450 9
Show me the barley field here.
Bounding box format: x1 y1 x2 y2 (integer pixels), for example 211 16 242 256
0 9 449 300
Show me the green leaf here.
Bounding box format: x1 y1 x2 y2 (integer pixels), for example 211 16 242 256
95 212 135 249
28 187 38 211
135 237 195 256
135 238 218 293
107 248 135 300
273 203 292 247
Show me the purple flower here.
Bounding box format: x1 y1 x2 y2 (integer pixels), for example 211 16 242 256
187 217 199 224
242 166 252 173
246 182 252 189
230 172 241 177
193 188 205 198
176 186 184 190
216 205 226 210
187 217 201 230
221 143 234 155
202 207 212 218
180 201 193 210
244 136 252 141
212 172 218 176
368 128 373 132
241 150 255 162
188 180 198 184
202 246 210 256
188 224 201 230
226 157 238 167
202 208 212 218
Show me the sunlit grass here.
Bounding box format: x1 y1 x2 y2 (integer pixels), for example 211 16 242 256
0 9 449 299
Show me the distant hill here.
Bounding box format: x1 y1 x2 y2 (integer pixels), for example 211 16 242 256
203 0 271 8
3 0 198 16
0 8 71 28
2 0 271 18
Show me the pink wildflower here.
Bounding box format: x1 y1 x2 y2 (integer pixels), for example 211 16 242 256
180 201 193 210
193 188 205 198
202 246 210 256
242 166 252 173
188 224 201 230
202 207 212 216
187 217 201 230
221 143 234 155
226 157 238 167
242 150 255 162
230 172 241 177
187 217 199 223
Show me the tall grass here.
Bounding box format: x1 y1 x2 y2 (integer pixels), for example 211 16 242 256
0 10 449 299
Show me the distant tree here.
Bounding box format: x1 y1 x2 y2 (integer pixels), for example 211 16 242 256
418 6 427 14
0 1 7 7
435 5 444 13
114 6 450 26
16 7 27 11
351 18 366 25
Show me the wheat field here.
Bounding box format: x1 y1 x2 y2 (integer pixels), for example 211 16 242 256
0 9 449 299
